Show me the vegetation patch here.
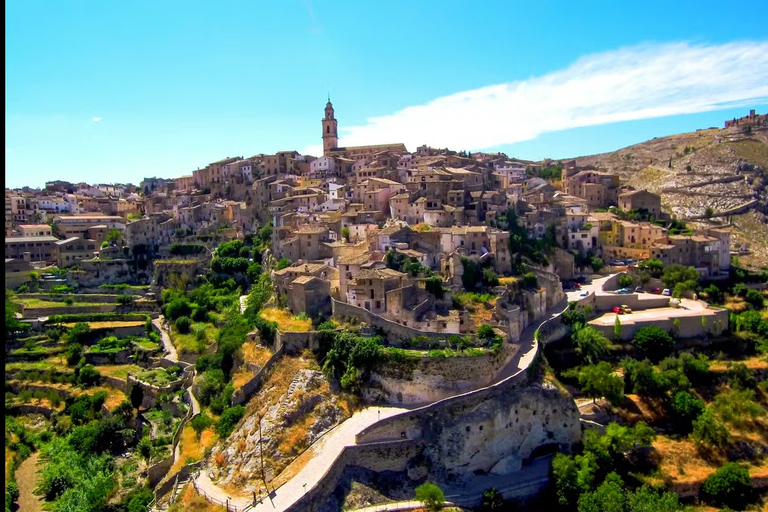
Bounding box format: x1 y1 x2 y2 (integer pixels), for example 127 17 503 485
259 308 311 332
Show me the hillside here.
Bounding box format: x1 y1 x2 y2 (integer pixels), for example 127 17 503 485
561 118 768 269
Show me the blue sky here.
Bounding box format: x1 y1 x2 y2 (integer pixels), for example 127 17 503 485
5 0 768 189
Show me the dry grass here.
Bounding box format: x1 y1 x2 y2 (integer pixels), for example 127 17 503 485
651 436 722 485
277 415 314 457
240 342 272 367
175 484 226 512
724 295 749 313
710 356 768 372
96 364 142 379
259 308 311 332
61 321 145 329
169 426 217 474
498 276 517 286
232 371 254 390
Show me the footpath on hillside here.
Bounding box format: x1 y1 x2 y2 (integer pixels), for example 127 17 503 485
16 452 44 512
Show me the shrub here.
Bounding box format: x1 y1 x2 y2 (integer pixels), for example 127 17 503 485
632 326 675 363
174 316 192 334
164 298 192 320
522 272 538 289
481 488 504 511
701 463 755 510
191 413 214 439
415 482 445 511
744 289 765 309
424 276 445 299
692 408 730 448
671 390 705 433
618 274 633 288
216 406 245 439
477 324 495 339
116 294 134 306
728 362 757 390
78 365 101 387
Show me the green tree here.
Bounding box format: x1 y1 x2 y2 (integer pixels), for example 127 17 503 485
341 226 350 241
618 274 633 288
245 273 273 315
632 326 675 363
627 485 682 512
105 228 122 244
661 264 699 296
670 390 705 433
590 256 604 272
477 324 496 339
191 413 214 439
415 482 445 512
614 315 622 341
216 405 245 439
130 384 144 411
574 326 612 364
701 463 755 510
5 300 31 337
703 284 723 304
727 362 757 390
577 472 626 512
578 362 624 404
174 315 192 334
137 436 152 462
552 452 596 508
744 289 765 309
425 276 445 299
637 260 664 277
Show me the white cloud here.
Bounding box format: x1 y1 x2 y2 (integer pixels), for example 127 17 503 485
316 41 768 154
91 117 102 122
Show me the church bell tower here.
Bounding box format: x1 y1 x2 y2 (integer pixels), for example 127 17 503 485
322 99 338 156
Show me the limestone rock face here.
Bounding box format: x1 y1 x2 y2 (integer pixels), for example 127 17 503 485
210 368 346 489
419 383 582 481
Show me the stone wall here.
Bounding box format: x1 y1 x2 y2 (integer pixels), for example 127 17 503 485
85 348 133 365
20 304 118 319
332 299 460 343
277 330 324 354
593 293 670 312
364 344 515 405
590 307 729 341
231 346 284 406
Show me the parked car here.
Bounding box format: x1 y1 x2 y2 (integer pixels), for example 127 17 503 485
651 288 661 294
621 305 633 314
579 290 589 298
635 286 644 293
662 288 672 296
612 306 624 314
616 288 633 294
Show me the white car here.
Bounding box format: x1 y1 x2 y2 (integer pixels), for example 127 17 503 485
662 288 672 296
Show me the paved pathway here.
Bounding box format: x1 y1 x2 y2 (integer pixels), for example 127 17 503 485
152 316 178 362
240 295 248 314
194 406 409 511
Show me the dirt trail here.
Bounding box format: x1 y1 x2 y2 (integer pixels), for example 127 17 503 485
15 451 44 512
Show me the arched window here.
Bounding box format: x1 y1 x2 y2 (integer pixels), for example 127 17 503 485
326 126 330 134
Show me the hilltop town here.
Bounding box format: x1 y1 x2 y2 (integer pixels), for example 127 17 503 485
4 106 768 512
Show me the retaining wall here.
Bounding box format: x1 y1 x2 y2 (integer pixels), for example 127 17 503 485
332 299 461 343
231 346 284 406
365 344 514 404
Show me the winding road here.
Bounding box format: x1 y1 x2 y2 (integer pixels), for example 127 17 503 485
191 297 570 512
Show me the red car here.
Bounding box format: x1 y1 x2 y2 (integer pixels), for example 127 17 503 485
651 288 661 294
612 306 624 314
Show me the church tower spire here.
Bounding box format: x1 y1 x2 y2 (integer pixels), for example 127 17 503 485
322 98 338 157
